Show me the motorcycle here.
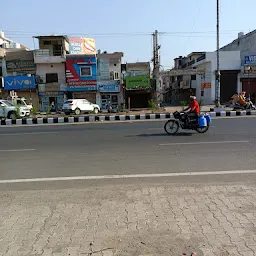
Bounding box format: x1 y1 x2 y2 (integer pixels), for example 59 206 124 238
233 101 256 110
164 111 211 135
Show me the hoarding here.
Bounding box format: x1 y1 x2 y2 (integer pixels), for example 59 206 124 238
126 75 150 89
69 38 96 55
66 57 97 91
4 75 36 90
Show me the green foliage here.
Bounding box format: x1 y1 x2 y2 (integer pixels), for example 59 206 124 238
15 104 21 119
199 98 204 110
148 99 156 113
31 106 38 117
46 106 51 116
180 100 187 110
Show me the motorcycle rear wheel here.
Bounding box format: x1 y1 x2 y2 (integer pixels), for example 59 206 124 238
196 123 209 133
164 120 180 135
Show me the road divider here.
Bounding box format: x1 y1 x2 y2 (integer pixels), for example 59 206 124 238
0 110 256 126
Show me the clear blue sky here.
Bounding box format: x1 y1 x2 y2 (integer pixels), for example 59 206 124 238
2 0 256 68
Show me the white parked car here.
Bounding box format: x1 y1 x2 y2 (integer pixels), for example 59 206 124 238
0 100 30 119
62 99 101 115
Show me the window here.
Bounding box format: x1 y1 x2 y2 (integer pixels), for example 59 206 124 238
80 67 92 77
114 71 119 80
191 75 196 80
43 41 51 45
46 73 58 83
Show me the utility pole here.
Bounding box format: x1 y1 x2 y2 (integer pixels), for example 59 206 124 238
152 30 160 105
215 0 221 107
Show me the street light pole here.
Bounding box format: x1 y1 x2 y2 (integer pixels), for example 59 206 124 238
215 0 221 107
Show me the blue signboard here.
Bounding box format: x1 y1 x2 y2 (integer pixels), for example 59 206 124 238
97 81 120 93
4 75 36 90
244 55 256 65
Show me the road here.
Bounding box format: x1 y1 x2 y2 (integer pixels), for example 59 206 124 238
1 117 256 256
0 117 255 181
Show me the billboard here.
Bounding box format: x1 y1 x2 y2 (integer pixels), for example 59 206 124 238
97 81 120 93
4 75 36 90
126 76 150 89
66 56 97 91
69 38 96 55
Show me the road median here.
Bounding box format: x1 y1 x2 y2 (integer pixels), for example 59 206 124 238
0 110 256 126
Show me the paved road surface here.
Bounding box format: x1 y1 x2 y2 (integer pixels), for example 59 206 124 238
1 117 256 256
0 117 255 180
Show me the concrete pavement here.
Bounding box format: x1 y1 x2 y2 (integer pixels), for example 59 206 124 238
0 117 256 256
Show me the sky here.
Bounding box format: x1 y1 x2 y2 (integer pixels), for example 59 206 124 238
1 0 256 69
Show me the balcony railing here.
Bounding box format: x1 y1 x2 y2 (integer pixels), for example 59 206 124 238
34 49 66 63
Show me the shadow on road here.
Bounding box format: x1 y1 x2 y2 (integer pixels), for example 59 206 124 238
126 132 194 137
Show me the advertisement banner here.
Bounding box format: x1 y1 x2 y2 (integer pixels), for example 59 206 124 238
97 81 120 93
126 76 150 89
69 38 96 55
4 75 36 90
66 57 97 91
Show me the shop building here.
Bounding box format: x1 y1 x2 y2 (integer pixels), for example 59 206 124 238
124 62 151 108
162 51 241 105
97 51 123 111
3 49 38 107
221 31 256 103
34 35 69 111
65 54 97 103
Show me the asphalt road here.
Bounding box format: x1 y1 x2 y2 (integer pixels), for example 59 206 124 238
0 116 255 182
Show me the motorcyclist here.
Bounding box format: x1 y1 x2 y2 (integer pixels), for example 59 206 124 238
238 91 255 109
183 96 200 127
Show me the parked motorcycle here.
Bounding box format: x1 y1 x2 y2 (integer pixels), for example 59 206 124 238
164 111 211 135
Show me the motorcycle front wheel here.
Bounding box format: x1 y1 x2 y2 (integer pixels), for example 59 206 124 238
196 123 209 133
164 119 180 135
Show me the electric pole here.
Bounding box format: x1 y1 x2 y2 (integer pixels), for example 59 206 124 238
152 30 160 105
215 0 221 106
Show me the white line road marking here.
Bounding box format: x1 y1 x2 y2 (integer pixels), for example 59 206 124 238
0 169 256 184
0 132 58 136
0 149 36 152
159 140 249 146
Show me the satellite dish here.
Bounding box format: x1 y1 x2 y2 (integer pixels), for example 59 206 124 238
0 39 4 45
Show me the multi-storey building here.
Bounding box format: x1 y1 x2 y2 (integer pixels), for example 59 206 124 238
34 35 69 111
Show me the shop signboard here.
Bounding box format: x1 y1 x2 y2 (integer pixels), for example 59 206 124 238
69 37 96 55
38 91 65 96
126 75 150 89
66 56 97 91
4 75 36 90
169 68 205 76
244 55 256 65
201 82 211 89
97 81 120 92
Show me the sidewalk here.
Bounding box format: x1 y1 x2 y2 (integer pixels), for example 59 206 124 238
1 182 256 256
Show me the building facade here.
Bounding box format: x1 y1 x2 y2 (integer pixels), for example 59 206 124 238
124 62 151 108
221 31 256 103
161 50 241 105
34 35 69 112
96 51 123 111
